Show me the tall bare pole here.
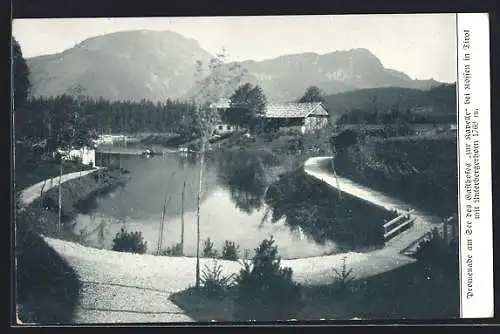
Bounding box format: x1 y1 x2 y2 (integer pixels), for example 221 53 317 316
157 169 174 255
181 179 186 255
156 194 169 255
195 142 205 289
191 49 244 289
57 161 63 232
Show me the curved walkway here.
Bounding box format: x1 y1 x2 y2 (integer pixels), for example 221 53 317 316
304 157 443 256
19 168 102 210
18 158 440 323
18 166 195 323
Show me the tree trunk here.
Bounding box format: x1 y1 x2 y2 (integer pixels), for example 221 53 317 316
39 180 47 203
57 161 63 233
39 180 47 224
181 179 186 255
195 143 205 289
157 195 169 255
98 219 105 248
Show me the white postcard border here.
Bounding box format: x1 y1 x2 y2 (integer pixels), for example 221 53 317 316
456 12 494 319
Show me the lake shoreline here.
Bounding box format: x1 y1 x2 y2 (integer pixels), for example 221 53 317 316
17 167 129 240
19 144 399 260
96 146 179 155
16 156 388 262
83 150 398 259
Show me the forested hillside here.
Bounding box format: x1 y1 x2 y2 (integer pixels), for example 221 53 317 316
324 84 456 121
16 96 199 140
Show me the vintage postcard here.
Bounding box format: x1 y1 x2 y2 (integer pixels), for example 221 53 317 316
12 13 493 324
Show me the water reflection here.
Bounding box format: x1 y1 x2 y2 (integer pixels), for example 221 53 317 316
210 150 390 251
94 152 216 221
264 170 391 250
72 151 344 258
216 151 268 214
179 152 198 168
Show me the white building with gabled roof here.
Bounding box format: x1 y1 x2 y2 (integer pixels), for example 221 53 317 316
209 99 330 134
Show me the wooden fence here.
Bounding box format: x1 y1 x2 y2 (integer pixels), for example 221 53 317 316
383 209 415 241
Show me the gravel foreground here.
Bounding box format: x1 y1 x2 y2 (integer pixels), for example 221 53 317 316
42 236 415 323
18 160 429 324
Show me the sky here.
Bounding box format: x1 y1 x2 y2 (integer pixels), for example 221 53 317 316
13 14 457 82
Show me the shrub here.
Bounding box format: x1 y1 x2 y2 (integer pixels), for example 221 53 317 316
221 240 240 261
415 228 446 260
112 227 147 254
330 256 357 297
277 127 303 137
70 156 83 165
160 243 183 256
234 237 303 321
242 248 252 261
201 260 235 297
414 227 458 274
286 137 304 153
187 141 201 152
202 237 218 258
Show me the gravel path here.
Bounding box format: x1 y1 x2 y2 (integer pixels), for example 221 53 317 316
19 168 101 209
304 157 443 256
19 158 439 323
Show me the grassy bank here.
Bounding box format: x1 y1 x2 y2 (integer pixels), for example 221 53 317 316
333 135 458 218
16 227 81 324
19 167 127 238
265 169 398 250
214 129 457 222
209 131 397 250
15 166 128 324
169 260 459 322
139 132 188 147
15 153 95 191
212 128 332 180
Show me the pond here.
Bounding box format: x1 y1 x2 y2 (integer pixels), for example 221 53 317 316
71 150 392 259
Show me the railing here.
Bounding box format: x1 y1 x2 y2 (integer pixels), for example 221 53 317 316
383 209 414 233
384 218 416 240
383 209 415 241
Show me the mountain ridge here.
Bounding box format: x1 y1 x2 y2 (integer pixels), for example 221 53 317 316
26 30 446 103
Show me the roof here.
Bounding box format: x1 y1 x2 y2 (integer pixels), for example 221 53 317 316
210 99 330 119
264 102 329 118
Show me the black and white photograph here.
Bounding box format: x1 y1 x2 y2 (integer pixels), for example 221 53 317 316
11 13 493 324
